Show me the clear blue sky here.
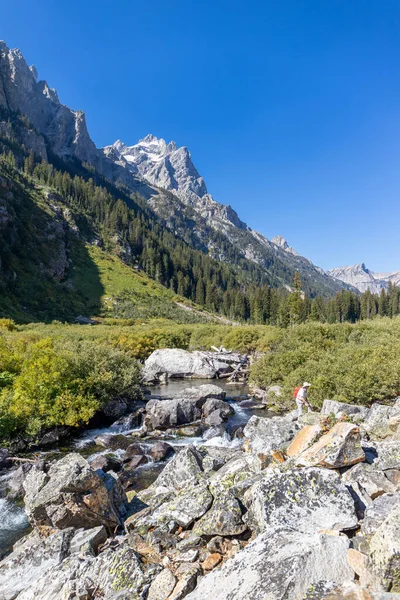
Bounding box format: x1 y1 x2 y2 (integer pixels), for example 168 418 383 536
2 1 400 271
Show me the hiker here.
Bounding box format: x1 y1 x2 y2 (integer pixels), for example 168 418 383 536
294 382 312 416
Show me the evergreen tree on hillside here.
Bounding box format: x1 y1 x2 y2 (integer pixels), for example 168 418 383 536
287 271 303 326
378 289 389 316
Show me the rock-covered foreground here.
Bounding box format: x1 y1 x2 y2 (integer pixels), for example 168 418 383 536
0 388 400 599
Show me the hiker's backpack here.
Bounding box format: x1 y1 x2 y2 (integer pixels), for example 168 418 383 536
293 386 301 399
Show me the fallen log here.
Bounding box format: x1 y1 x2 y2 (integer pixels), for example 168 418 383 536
9 457 37 464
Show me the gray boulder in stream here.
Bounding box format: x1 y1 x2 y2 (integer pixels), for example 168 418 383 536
23 452 126 532
142 349 230 382
144 384 227 430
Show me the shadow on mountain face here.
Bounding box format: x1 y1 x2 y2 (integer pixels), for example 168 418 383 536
0 175 104 323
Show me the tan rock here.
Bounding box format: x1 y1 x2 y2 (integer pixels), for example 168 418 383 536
271 450 286 463
347 548 367 577
325 583 376 599
317 529 343 536
167 573 197 600
296 422 365 468
286 424 323 457
148 568 177 600
201 552 222 571
126 489 136 502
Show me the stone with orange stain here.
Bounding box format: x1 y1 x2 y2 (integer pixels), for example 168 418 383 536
286 424 323 457
201 552 222 571
271 450 286 463
295 422 366 469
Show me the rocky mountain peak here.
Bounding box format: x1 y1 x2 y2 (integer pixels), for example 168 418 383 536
104 134 209 203
272 235 289 249
29 64 38 81
327 263 386 293
271 235 299 257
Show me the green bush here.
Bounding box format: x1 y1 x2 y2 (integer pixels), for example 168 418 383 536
0 338 142 440
0 318 16 331
116 327 191 360
222 328 262 354
250 319 400 410
189 325 231 351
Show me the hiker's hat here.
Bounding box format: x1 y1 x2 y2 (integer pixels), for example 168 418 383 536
303 382 311 387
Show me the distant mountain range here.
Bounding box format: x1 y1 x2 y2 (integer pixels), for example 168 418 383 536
327 263 400 294
0 40 394 301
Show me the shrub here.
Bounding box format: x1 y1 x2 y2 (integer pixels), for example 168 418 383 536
0 318 16 331
189 325 231 351
222 328 261 354
0 338 142 440
116 327 191 360
250 320 400 411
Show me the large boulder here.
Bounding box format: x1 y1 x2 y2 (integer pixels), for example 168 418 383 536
194 490 246 537
369 441 400 471
296 422 365 469
6 462 35 499
208 453 259 492
0 529 74 600
147 568 177 600
286 423 323 457
149 441 174 462
0 525 123 600
11 542 148 600
131 483 213 533
243 414 299 457
321 399 370 420
360 493 400 537
202 397 232 417
93 433 133 450
89 454 122 473
362 400 400 441
142 349 226 383
342 463 397 511
361 502 400 592
138 447 205 508
175 385 226 403
186 530 353 600
244 467 358 535
23 453 125 532
144 384 227 431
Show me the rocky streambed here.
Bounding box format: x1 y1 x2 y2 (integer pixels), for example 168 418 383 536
0 351 399 599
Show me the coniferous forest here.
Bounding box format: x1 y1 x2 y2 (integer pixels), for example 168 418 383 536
0 124 399 327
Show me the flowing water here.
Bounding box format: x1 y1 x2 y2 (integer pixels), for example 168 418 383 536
0 472 30 557
0 378 271 554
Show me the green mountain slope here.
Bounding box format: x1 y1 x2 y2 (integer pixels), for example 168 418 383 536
0 157 212 323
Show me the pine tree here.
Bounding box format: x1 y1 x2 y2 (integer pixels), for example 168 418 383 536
378 289 388 316
287 271 303 326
